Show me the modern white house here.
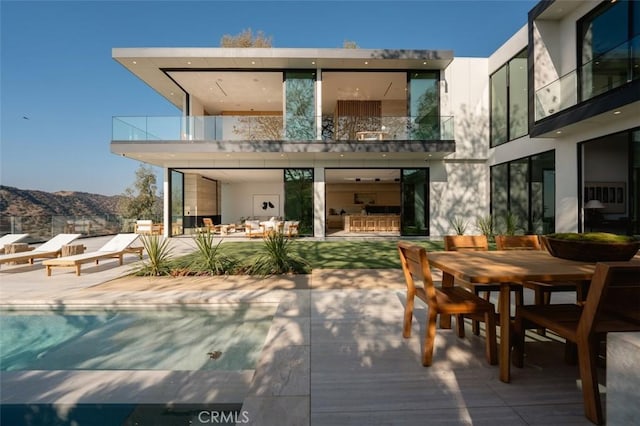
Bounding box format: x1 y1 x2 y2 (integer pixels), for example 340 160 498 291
111 0 639 238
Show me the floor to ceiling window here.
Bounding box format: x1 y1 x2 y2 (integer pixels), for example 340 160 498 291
490 151 555 234
408 72 440 140
285 71 316 140
579 0 640 101
632 130 640 234
490 49 528 147
401 168 429 236
170 170 184 236
284 168 313 235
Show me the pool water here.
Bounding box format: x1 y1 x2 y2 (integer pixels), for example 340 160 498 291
0 304 276 371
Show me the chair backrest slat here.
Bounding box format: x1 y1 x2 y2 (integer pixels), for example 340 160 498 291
495 235 541 251
579 262 640 335
444 235 488 252
398 242 437 305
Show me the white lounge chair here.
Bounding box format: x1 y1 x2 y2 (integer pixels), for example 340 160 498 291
43 233 143 276
0 234 29 253
0 234 81 269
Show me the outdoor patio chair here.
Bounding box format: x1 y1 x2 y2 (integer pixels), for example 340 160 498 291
43 233 143 276
134 219 161 235
0 233 29 253
0 234 81 269
444 235 523 335
512 262 640 425
398 241 497 366
495 234 582 335
245 220 264 238
202 218 216 232
282 220 299 238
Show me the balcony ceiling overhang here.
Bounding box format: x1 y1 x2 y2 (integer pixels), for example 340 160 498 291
110 140 454 168
113 47 454 109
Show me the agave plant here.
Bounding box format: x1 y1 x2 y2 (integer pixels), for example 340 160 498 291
448 216 468 236
244 231 309 276
137 234 173 276
476 215 494 241
501 211 521 236
191 231 238 275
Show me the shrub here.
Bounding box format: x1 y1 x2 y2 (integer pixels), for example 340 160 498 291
448 216 468 235
190 231 238 275
135 235 173 276
242 232 310 276
475 215 494 241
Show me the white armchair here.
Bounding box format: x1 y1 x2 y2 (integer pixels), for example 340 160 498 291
283 220 299 238
244 220 264 238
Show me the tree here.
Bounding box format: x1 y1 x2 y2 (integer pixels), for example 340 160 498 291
220 28 273 47
342 40 359 49
119 164 161 220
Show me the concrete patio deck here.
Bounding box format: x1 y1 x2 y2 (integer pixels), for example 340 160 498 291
0 236 598 425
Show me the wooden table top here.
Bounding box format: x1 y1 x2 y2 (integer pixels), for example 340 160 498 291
427 250 605 284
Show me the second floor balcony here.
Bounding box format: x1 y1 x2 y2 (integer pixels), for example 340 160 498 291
112 115 455 143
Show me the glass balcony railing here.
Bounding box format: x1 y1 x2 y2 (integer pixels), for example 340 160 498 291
113 115 455 142
535 35 639 121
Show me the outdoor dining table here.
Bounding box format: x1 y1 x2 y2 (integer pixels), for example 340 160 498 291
427 249 599 383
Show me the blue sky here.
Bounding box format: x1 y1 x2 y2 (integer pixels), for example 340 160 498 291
0 0 537 196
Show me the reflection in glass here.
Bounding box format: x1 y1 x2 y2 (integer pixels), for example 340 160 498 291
490 66 508 146
284 169 313 235
401 168 429 236
285 72 316 140
409 72 440 140
170 170 184 236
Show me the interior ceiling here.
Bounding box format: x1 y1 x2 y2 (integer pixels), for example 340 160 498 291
168 71 407 115
175 168 401 184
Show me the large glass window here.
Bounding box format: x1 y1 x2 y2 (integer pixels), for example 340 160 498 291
170 170 184 236
580 0 638 100
285 71 316 140
491 49 527 147
284 168 313 235
632 130 640 234
401 168 429 236
409 72 440 140
490 151 555 234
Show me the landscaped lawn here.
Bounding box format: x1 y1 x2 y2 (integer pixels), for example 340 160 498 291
215 239 445 269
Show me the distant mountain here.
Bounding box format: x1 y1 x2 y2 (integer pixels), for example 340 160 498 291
0 185 124 218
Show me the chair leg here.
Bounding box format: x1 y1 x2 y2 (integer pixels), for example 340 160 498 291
422 310 438 366
512 312 526 368
484 311 497 365
534 289 547 336
564 341 578 365
456 314 465 338
577 336 603 425
471 288 483 336
403 294 414 338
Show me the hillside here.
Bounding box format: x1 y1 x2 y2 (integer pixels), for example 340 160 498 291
0 185 124 218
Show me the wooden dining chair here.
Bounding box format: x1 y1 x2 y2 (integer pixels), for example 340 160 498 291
496 234 583 335
398 242 497 366
444 235 523 335
512 262 640 425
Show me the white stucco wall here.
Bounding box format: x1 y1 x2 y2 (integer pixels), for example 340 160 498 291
220 181 284 224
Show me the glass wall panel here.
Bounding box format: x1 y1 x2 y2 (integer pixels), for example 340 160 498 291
285 72 316 140
509 159 529 234
530 151 555 234
491 164 509 225
401 168 429 236
284 168 313 235
509 51 528 139
632 130 640 234
490 66 508 146
409 72 440 140
170 170 184 236
580 0 630 100
491 151 555 235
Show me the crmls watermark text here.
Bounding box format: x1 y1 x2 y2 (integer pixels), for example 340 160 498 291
198 410 250 424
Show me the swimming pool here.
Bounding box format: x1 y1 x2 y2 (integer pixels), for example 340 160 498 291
0 304 276 372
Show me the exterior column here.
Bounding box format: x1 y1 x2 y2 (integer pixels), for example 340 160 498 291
555 142 579 232
316 69 322 140
314 166 326 237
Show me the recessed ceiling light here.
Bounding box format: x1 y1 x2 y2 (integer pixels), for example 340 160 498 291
556 131 562 134
311 61 315 65
340 154 344 157
364 61 368 65
613 111 621 115
132 61 137 64
170 92 174 96
382 154 386 157
423 61 427 65
251 61 256 65
187 61 191 65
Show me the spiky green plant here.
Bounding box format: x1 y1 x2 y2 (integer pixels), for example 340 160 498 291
448 216 468 236
190 231 238 275
502 211 521 236
136 234 173 276
476 215 494 241
243 231 310 276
